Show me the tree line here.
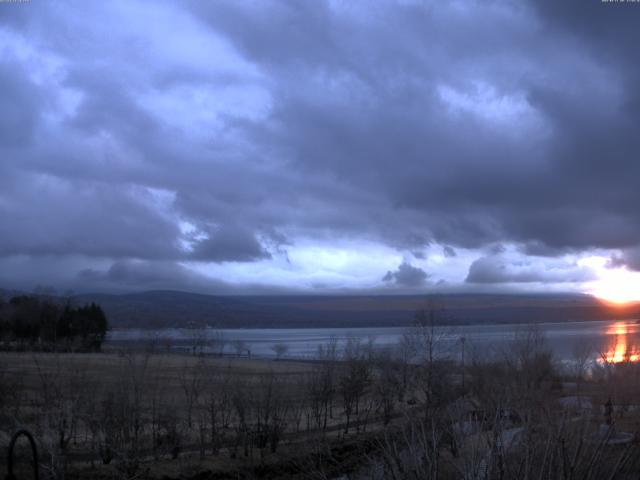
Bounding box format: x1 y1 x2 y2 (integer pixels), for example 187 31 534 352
0 295 108 351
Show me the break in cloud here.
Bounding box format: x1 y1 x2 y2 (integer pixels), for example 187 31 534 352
1 0 640 295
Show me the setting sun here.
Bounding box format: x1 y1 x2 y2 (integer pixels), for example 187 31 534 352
590 272 640 305
581 257 640 305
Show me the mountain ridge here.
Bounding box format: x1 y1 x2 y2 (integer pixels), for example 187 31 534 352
4 288 639 329
66 290 640 329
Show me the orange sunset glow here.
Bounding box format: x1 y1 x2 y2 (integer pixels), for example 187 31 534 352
600 321 640 363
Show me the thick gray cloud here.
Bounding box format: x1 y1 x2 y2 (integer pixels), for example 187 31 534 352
0 59 42 146
610 248 640 272
443 246 457 258
77 260 214 292
466 256 597 285
0 177 182 259
75 259 299 294
0 0 638 292
383 262 429 287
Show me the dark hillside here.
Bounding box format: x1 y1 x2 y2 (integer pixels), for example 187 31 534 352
70 291 640 328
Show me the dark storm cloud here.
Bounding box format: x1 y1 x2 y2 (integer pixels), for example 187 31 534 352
383 262 429 287
1 0 639 291
190 0 640 252
190 225 271 262
520 241 572 258
466 256 597 284
0 175 182 259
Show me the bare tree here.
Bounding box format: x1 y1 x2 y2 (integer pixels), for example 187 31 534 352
376 416 444 479
210 328 226 357
94 351 152 476
373 353 400 426
339 341 371 434
0 359 23 429
180 356 207 429
305 337 339 431
157 405 182 460
271 342 289 360
203 368 233 455
252 371 290 457
148 357 167 460
394 332 416 402
305 367 331 432
33 354 87 478
571 341 594 397
405 301 453 417
504 324 555 395
187 323 209 355
230 376 251 459
232 339 248 357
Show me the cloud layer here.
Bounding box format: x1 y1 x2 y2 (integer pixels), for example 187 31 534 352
1 0 639 294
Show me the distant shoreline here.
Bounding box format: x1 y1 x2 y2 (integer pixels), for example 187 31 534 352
106 316 640 330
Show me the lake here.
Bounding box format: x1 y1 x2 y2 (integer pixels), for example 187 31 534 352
107 319 640 364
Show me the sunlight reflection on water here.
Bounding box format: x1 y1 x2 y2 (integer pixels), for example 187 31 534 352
600 321 640 363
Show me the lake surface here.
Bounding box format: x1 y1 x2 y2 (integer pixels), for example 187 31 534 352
107 319 640 364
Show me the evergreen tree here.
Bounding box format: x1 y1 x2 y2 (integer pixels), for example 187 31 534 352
1 295 109 351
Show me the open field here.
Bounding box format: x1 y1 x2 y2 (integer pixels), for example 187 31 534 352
0 347 407 479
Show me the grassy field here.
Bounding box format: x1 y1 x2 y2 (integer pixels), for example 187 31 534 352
0 350 392 479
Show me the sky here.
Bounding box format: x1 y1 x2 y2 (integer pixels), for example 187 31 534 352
1 0 640 299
